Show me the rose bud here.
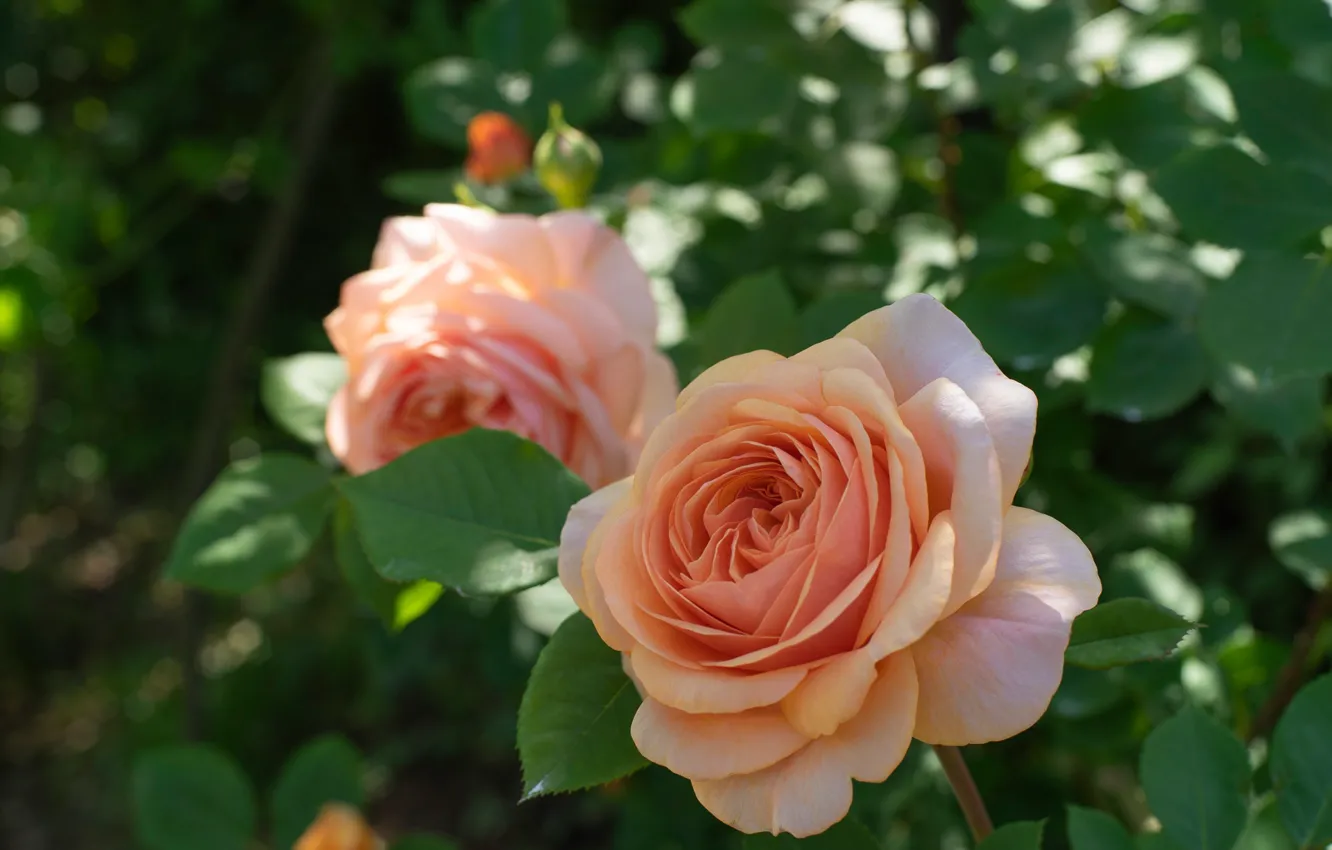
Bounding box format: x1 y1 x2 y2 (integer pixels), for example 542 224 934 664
464 111 531 185
534 103 602 209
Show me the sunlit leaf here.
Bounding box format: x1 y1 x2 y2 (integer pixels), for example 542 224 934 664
517 612 647 797
165 454 334 594
338 429 589 596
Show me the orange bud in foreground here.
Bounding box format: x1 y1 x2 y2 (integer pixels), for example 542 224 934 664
465 111 531 184
295 803 384 850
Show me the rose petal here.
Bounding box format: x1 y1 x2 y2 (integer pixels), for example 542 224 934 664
867 510 955 658
539 211 660 345
678 351 789 411
820 368 930 542
631 699 809 781
425 204 557 291
325 386 358 472
630 645 807 713
838 293 1037 503
854 449 912 645
691 652 917 837
912 507 1101 745
898 378 1003 617
372 216 446 268
779 649 878 738
558 479 632 610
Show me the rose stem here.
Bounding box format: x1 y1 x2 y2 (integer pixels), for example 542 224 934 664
1247 582 1332 742
934 745 994 843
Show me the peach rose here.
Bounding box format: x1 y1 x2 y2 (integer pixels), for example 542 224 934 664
294 803 382 850
558 294 1100 837
325 205 678 487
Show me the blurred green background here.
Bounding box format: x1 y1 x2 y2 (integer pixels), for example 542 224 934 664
2 0 1331 847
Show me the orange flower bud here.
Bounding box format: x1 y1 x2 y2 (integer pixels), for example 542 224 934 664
464 111 532 185
294 803 383 850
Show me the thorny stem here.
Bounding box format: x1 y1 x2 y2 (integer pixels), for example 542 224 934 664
935 745 994 843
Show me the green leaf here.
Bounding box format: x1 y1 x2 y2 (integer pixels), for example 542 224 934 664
261 353 346 446
979 820 1047 850
394 581 446 630
270 736 364 850
1067 598 1195 668
382 170 463 206
338 429 590 596
526 42 616 127
823 142 900 215
1068 806 1134 850
1079 82 1201 170
696 270 800 369
1199 253 1332 384
1270 675 1332 848
1269 511 1332 590
1225 66 1332 184
468 0 565 73
797 290 886 350
133 745 256 850
165 454 334 594
1210 369 1324 449
1154 146 1332 248
517 612 647 797
742 818 881 849
390 837 462 850
1140 707 1251 850
951 264 1107 369
333 498 399 624
1080 224 1205 320
1087 315 1209 421
404 57 507 146
679 0 796 49
681 55 800 135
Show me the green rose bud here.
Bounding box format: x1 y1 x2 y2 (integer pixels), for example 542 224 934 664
534 103 602 210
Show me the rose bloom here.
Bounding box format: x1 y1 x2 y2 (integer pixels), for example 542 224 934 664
464 111 531 184
559 294 1101 837
325 205 678 487
294 804 382 850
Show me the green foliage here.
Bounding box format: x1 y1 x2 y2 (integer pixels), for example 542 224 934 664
1154 148 1332 248
1066 598 1196 669
517 613 647 798
270 736 364 850
1140 708 1251 850
132 746 256 850
390 837 463 850
332 497 401 623
696 270 799 370
1067 806 1134 850
1199 254 1332 384
1269 510 1332 590
261 353 347 446
742 818 880 849
979 821 1047 850
1270 676 1332 848
165 454 334 594
1088 315 1209 421
338 429 590 596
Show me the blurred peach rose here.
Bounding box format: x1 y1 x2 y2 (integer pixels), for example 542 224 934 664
465 112 531 184
559 293 1100 837
325 205 678 487
294 803 383 850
